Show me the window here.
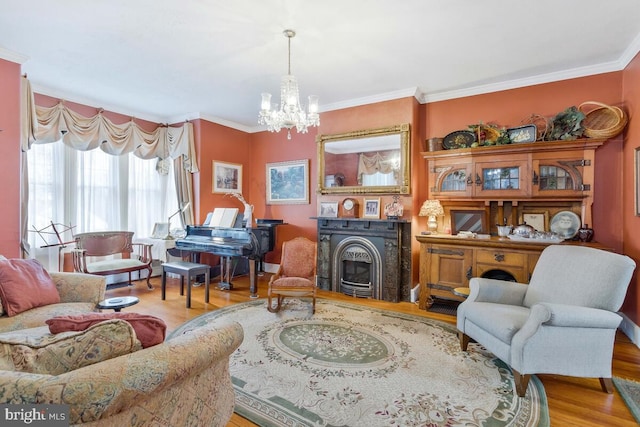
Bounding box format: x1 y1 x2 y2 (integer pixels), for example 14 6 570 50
27 142 177 270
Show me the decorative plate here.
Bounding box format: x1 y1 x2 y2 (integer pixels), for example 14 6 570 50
442 130 476 149
550 210 581 239
507 124 537 143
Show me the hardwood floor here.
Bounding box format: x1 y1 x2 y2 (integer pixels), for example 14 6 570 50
105 273 640 427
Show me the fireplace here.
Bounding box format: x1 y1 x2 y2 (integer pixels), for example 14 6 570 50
315 218 411 302
333 236 383 298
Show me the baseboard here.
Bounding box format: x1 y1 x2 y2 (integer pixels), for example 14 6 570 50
262 262 279 274
619 312 640 349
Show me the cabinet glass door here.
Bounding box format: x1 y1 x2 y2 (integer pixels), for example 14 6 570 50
473 158 530 198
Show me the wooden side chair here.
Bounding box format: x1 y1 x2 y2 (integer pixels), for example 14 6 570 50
267 237 317 313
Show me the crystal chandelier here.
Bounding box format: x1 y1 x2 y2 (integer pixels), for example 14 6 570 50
259 29 319 140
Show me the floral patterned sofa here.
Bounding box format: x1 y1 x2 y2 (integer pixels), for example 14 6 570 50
0 319 244 426
0 271 106 333
0 260 244 426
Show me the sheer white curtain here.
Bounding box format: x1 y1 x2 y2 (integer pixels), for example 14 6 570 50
27 142 177 270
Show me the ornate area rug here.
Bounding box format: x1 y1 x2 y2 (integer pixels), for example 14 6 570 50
614 377 640 424
170 299 549 427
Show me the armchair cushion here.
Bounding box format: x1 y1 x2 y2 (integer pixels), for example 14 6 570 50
46 312 166 348
0 259 60 317
0 319 141 375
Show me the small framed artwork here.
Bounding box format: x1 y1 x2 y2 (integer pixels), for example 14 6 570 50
319 201 339 218
151 222 170 239
213 161 242 194
266 159 310 205
363 198 381 218
520 210 549 232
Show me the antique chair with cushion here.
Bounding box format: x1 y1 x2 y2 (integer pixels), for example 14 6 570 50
72 231 153 289
267 237 318 313
457 245 635 397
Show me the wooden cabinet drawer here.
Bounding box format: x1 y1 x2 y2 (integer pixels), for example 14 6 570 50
476 249 525 266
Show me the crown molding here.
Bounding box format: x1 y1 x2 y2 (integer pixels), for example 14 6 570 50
620 31 640 68
170 113 255 133
0 46 29 64
421 57 636 104
320 87 421 113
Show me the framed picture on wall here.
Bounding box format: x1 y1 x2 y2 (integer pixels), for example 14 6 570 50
266 159 310 205
212 161 242 194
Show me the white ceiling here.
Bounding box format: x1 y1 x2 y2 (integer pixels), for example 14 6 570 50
2 0 640 132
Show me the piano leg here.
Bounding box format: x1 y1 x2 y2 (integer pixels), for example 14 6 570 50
249 258 258 299
218 256 234 290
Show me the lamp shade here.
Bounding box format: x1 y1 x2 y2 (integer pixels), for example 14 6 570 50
419 200 444 217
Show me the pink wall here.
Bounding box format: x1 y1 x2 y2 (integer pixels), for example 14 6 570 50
622 51 640 323
0 60 22 258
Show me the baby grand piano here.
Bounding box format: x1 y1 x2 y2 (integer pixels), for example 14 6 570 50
172 218 283 298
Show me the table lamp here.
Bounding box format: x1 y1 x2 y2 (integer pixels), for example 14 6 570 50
419 199 444 234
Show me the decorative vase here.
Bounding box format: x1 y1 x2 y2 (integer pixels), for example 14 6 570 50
578 224 594 242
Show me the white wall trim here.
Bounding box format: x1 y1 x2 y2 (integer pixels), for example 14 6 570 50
0 47 29 64
619 312 640 349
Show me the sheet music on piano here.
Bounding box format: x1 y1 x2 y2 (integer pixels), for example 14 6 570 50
204 208 239 228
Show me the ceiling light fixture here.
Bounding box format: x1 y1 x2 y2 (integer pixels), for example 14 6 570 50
259 29 319 140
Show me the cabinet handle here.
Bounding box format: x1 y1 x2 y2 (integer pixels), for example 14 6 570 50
475 173 482 186
532 171 539 186
494 253 505 262
466 267 472 280
466 175 473 186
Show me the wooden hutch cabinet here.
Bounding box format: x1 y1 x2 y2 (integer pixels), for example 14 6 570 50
425 139 605 225
418 138 608 309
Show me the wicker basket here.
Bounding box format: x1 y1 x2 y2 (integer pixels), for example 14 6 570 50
578 101 628 139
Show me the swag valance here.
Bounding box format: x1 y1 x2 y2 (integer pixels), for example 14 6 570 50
20 77 198 173
357 151 400 177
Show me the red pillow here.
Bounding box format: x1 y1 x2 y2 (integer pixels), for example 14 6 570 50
46 313 167 348
0 259 60 316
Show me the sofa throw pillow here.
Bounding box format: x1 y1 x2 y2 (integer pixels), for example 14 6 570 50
46 312 167 348
0 320 141 375
0 259 60 317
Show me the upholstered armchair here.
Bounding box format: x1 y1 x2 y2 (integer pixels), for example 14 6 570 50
457 245 635 397
267 237 317 313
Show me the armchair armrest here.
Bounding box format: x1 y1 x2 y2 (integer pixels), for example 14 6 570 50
50 272 106 305
467 277 529 305
512 302 623 352
131 243 153 264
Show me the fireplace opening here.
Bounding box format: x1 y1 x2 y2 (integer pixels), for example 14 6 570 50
332 237 382 299
482 269 516 282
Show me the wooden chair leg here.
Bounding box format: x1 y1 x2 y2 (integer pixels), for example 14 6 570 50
599 377 614 393
267 291 282 313
512 369 531 397
459 332 470 351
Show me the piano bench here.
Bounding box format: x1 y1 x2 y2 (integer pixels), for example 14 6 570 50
161 261 211 308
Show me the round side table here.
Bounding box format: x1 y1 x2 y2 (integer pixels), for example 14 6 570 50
97 296 140 312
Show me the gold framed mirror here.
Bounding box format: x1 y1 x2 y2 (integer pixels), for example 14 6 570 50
317 123 410 195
